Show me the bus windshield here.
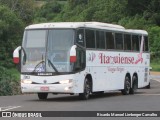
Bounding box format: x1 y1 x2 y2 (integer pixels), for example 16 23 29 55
21 29 74 73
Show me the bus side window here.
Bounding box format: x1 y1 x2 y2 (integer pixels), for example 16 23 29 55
85 29 95 48
76 29 85 47
132 35 140 51
115 33 123 50
124 34 131 51
106 32 114 49
96 31 105 49
144 36 149 52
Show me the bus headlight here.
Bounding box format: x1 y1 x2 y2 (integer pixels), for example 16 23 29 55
59 79 72 84
21 80 32 84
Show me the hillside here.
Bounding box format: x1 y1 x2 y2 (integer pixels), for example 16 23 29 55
34 0 160 61
0 0 160 96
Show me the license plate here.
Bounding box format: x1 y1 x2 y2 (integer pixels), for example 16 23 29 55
40 86 49 91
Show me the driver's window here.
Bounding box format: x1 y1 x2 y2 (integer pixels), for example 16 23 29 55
76 29 85 47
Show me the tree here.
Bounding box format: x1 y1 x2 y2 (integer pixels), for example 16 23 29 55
148 26 160 58
0 0 35 24
35 0 63 22
0 67 20 96
0 5 24 68
126 0 151 16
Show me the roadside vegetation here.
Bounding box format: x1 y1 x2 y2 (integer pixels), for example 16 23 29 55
151 59 160 71
0 0 160 96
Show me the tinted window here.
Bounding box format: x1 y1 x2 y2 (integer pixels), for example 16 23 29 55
74 47 86 71
132 35 140 51
25 30 46 48
124 34 131 50
46 29 74 73
48 30 73 50
144 36 149 52
115 33 123 50
76 29 85 47
85 29 95 48
96 31 105 49
106 32 114 49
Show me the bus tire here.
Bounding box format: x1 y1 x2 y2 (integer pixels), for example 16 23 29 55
38 93 48 100
121 76 131 95
79 78 91 100
146 82 150 89
130 76 138 94
93 91 104 95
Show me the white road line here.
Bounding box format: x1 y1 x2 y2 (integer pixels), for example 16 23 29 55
0 106 16 109
0 106 21 111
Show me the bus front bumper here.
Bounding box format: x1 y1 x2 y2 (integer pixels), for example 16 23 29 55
21 83 74 94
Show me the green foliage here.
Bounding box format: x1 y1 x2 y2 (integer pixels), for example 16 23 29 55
0 67 21 96
125 0 151 16
151 59 160 71
118 15 153 29
34 0 64 22
1 0 160 97
0 0 35 24
148 26 160 59
34 0 160 71
0 5 24 68
144 0 160 26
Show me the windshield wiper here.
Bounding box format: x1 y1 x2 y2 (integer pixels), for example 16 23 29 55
32 54 45 72
48 59 59 74
32 60 45 73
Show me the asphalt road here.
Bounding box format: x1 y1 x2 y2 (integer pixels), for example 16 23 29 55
0 75 160 120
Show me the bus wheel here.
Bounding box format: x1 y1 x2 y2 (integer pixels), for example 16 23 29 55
130 76 138 94
79 78 91 100
93 91 104 95
38 93 48 100
121 76 131 95
146 82 150 89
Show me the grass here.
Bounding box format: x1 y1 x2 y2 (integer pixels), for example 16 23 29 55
6 68 20 81
0 67 21 96
150 58 160 72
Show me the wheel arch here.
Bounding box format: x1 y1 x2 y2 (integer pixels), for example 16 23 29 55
79 74 93 100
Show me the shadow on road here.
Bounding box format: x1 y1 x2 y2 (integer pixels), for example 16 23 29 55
26 92 127 102
25 80 160 102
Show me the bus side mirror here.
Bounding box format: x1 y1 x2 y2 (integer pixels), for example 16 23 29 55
13 46 21 64
70 45 77 63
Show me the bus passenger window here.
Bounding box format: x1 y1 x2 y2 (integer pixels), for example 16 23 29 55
132 35 140 51
85 29 95 48
144 36 149 52
115 33 123 50
76 29 84 47
106 32 114 49
124 34 131 50
96 31 105 49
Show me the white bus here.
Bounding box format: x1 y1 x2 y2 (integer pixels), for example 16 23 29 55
13 22 150 100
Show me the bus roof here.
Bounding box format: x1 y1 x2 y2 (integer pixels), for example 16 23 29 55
26 22 124 29
126 29 148 35
26 22 148 35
